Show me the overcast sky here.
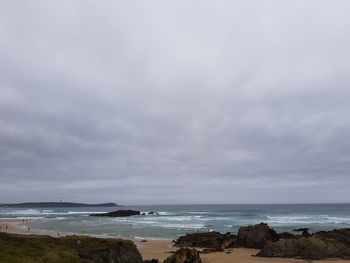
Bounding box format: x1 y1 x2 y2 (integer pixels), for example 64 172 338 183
0 1 349 205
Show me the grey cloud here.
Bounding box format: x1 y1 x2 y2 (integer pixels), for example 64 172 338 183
0 0 350 204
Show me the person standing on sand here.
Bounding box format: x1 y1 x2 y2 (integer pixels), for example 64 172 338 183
5 225 8 231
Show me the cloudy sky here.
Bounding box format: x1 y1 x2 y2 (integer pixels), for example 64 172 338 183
0 1 349 204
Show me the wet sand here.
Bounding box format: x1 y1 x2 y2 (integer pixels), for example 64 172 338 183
1 219 350 263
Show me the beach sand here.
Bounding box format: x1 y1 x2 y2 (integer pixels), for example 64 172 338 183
138 239 350 263
1 218 350 263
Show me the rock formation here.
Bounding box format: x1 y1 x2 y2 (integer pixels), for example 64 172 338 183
90 210 141 217
237 222 279 248
0 232 143 263
163 248 202 263
80 238 143 263
174 231 237 250
257 228 350 259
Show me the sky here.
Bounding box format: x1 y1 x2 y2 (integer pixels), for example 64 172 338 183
0 0 349 205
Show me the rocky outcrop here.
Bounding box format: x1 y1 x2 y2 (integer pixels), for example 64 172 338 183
148 211 159 215
237 223 279 248
174 223 279 251
257 228 350 259
277 232 297 239
163 248 202 263
90 210 141 217
174 232 237 250
0 232 143 263
293 228 311 237
80 238 143 263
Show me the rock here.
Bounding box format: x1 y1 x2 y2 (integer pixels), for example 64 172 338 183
277 232 297 239
174 232 237 250
90 210 141 217
257 228 350 259
315 228 350 244
293 228 311 237
0 232 143 263
148 211 159 215
163 248 202 263
257 237 339 259
144 259 158 263
237 223 279 248
80 238 144 263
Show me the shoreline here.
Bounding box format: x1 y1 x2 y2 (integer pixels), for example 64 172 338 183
1 219 350 262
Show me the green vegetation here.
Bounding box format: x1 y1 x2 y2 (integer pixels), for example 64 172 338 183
0 232 134 263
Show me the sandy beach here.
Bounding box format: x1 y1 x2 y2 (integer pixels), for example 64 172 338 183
1 218 350 263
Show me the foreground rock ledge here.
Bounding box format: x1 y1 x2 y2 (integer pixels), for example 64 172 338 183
257 228 350 260
0 232 143 263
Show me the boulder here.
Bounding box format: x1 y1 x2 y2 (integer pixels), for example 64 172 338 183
0 232 143 263
237 223 279 248
163 248 202 263
90 210 141 217
293 228 311 237
79 238 143 263
315 228 350 245
148 211 159 215
257 228 350 259
174 232 237 250
277 232 298 239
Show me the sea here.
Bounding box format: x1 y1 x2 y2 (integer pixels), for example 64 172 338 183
1 204 349 240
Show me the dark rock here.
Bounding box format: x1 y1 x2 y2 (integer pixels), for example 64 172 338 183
314 228 350 244
163 248 202 263
174 232 237 250
0 232 143 263
141 240 148 242
80 238 143 263
144 259 158 263
293 228 311 237
257 228 350 259
90 210 141 217
277 232 297 239
148 211 159 215
237 223 279 248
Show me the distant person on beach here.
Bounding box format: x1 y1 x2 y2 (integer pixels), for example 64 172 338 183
5 226 8 231
28 227 30 232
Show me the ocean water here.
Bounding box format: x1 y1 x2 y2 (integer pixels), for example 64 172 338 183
1 204 349 240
